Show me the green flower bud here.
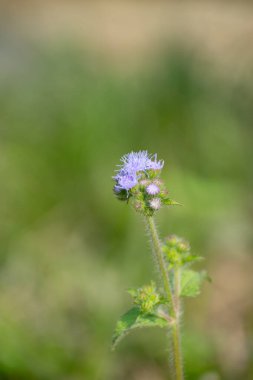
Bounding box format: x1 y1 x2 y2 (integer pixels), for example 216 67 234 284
162 235 191 268
128 282 161 314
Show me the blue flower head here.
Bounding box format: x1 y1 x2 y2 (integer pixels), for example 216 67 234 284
114 170 138 192
120 151 164 174
112 150 178 215
113 151 164 195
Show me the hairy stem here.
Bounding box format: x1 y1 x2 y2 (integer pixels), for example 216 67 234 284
146 216 184 380
171 323 184 380
174 267 181 314
146 216 175 315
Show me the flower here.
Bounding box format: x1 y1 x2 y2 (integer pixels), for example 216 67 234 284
146 183 160 195
119 151 150 173
146 153 164 171
113 151 164 192
114 170 138 191
119 151 164 174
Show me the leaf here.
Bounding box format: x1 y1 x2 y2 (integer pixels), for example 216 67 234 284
180 269 209 297
127 288 138 297
162 197 182 206
112 307 168 350
182 255 204 266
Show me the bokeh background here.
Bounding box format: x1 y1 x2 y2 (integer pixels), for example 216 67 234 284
0 1 253 379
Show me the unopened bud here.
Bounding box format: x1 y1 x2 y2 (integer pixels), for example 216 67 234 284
149 198 161 210
146 183 160 195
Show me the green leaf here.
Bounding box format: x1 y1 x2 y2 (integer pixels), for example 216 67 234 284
182 255 204 266
162 197 182 206
112 307 168 350
127 288 138 297
180 269 209 297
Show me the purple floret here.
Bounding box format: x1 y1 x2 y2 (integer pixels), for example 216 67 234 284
145 153 164 171
120 151 150 173
115 172 138 191
119 151 164 174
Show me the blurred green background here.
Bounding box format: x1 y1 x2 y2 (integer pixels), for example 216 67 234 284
0 1 253 380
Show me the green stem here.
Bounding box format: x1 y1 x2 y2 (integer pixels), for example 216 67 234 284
146 216 175 315
174 267 181 315
146 216 184 380
172 267 183 380
171 323 184 380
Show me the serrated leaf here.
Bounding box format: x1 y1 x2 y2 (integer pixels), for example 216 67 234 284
162 197 182 206
180 269 208 297
112 307 168 350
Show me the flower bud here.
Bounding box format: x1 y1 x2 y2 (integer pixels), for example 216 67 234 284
162 235 191 268
130 282 160 313
146 183 160 195
149 198 161 210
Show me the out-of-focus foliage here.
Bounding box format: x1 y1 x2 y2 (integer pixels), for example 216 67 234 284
0 35 252 380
